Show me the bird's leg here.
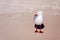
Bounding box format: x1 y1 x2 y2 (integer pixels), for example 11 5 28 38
39 28 43 33
39 27 43 33
35 28 38 33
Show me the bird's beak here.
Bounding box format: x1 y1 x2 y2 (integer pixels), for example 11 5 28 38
34 14 38 16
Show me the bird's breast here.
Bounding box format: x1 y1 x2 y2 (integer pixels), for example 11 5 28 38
34 16 43 25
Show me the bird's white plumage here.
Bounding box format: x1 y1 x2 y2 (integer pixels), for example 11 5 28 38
34 11 44 25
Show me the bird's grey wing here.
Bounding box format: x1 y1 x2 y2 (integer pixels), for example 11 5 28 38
34 16 37 20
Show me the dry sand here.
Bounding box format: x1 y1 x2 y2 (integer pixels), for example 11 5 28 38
0 12 60 40
0 0 60 40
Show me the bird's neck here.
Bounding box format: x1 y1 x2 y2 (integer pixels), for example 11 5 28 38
38 15 43 17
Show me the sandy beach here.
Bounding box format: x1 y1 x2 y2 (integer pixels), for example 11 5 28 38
0 0 60 40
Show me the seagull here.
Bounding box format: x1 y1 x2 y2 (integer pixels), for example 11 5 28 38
34 11 44 33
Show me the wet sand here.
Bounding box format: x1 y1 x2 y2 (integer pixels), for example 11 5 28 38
0 0 60 40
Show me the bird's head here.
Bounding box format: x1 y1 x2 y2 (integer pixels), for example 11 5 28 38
34 11 43 16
